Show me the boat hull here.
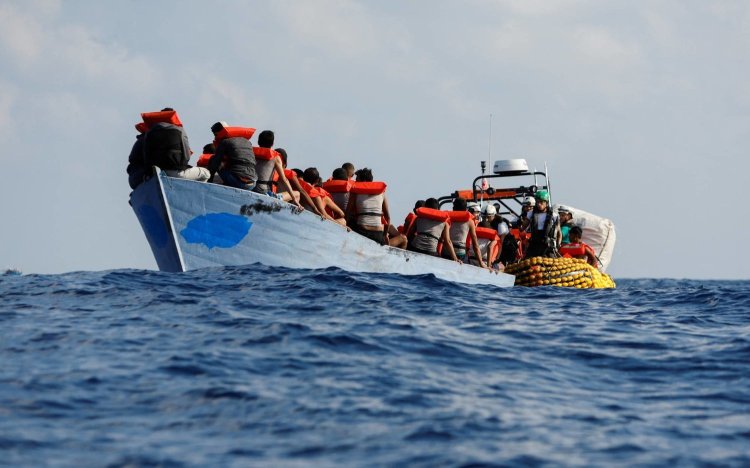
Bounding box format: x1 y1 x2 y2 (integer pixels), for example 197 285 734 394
130 172 515 287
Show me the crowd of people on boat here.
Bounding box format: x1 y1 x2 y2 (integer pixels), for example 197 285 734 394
127 108 600 271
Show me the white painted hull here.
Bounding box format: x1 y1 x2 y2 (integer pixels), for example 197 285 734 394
130 171 515 287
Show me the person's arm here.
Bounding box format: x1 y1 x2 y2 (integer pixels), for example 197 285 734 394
273 160 302 208
324 197 346 219
382 195 391 227
441 223 459 263
584 244 598 267
405 215 417 243
290 176 322 217
468 222 486 269
487 239 498 265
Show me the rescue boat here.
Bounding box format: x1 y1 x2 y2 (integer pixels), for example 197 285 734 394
129 169 516 287
436 159 617 288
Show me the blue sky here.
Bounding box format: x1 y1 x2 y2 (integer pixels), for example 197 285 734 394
1 0 748 278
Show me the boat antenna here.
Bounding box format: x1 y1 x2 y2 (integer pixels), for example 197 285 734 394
545 161 552 206
480 113 493 206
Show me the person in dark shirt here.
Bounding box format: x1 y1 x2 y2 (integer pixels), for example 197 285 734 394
127 122 147 190
207 121 256 190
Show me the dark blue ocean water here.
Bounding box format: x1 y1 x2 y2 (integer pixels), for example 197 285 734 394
1 267 748 467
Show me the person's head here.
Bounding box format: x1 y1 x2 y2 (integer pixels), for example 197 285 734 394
569 226 583 243
275 148 288 167
522 196 536 212
354 168 373 182
332 168 348 181
467 202 481 219
303 167 320 185
558 206 572 222
161 107 174 111
534 190 550 211
483 204 497 218
292 168 304 178
342 162 355 178
210 121 228 134
413 199 425 213
453 197 467 211
424 198 439 210
203 143 215 154
258 130 274 148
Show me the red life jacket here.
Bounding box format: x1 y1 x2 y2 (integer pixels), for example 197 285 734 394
446 211 472 223
252 147 280 161
473 227 500 263
214 127 256 143
415 207 450 222
196 153 213 168
141 110 183 127
402 212 417 234
351 181 386 195
559 243 587 258
298 179 321 198
322 179 354 193
135 122 147 133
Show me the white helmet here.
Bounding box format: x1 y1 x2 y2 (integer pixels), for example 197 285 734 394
467 202 481 213
483 204 497 216
522 196 536 206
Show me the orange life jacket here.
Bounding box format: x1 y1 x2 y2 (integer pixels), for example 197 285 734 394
214 127 256 143
401 212 417 234
141 110 183 127
415 207 450 222
473 227 500 263
135 122 147 133
351 181 387 195
446 211 472 223
298 179 321 198
559 242 588 258
196 153 213 168
252 147 280 161
322 179 354 193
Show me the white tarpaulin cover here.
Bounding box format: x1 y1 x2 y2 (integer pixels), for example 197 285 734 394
554 204 616 272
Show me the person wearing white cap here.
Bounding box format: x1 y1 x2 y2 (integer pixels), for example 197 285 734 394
557 205 574 245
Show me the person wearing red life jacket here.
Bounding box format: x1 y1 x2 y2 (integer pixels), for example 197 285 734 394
469 219 500 268
207 121 257 190
400 200 424 235
444 197 487 268
321 168 353 213
559 226 598 267
272 149 323 217
346 168 392 245
251 131 302 210
302 167 346 226
406 198 460 262
141 108 210 183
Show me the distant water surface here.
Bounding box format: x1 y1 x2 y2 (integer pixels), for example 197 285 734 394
1 267 749 466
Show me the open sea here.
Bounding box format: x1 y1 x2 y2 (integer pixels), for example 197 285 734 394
1 266 748 467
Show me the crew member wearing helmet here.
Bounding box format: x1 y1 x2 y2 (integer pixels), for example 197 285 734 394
524 190 560 258
514 196 535 229
557 205 574 245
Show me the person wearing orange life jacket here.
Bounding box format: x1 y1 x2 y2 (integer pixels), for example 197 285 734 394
273 149 323 217
252 130 301 209
207 121 257 190
346 168 393 245
141 108 210 182
559 226 598 267
467 219 500 267
406 198 460 262
302 167 346 226
400 200 424 235
443 197 486 268
322 168 353 213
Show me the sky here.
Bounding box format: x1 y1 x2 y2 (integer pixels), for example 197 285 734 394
1 0 748 279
